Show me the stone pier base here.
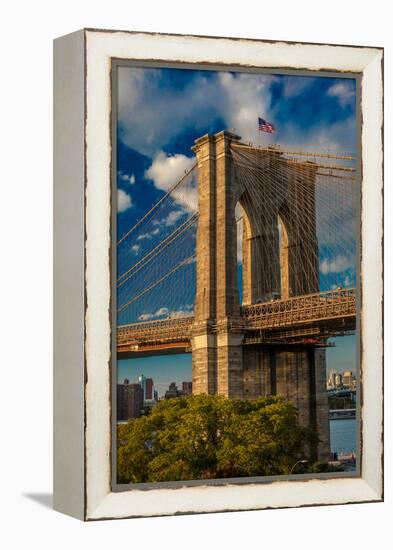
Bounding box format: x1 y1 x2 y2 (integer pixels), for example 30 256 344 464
242 345 330 462
192 325 217 395
192 338 330 461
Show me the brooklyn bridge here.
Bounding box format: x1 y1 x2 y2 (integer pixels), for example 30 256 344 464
116 130 357 460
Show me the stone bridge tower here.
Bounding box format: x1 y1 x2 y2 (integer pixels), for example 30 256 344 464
191 130 330 461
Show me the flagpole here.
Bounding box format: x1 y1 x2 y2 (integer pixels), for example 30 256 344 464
257 117 276 148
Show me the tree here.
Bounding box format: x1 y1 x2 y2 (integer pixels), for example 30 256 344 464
117 394 318 484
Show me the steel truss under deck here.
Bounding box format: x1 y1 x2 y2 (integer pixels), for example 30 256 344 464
117 288 356 355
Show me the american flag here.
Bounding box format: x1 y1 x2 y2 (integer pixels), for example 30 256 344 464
258 117 275 133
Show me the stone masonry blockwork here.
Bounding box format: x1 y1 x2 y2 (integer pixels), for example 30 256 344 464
191 131 330 461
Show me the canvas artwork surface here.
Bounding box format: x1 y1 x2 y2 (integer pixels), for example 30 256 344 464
114 63 359 486
53 29 383 520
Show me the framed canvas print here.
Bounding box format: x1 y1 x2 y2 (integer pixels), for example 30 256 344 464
53 29 383 520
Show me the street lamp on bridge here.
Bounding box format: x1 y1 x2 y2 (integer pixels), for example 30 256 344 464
290 459 309 475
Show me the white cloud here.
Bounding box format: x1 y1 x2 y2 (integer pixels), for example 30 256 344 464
276 116 356 154
119 70 276 157
131 244 140 254
168 305 194 318
327 81 355 108
155 307 170 316
138 312 154 321
282 76 314 98
118 67 356 162
118 189 132 212
118 64 358 230
118 67 146 110
118 68 226 156
153 210 184 228
320 255 353 275
135 227 161 242
146 151 198 212
343 274 355 287
138 304 193 321
118 171 136 185
137 232 152 241
218 72 276 144
145 151 195 190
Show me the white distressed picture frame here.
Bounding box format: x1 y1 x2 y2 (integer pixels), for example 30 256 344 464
53 29 383 521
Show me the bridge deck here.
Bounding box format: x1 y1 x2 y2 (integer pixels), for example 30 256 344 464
117 288 356 355
242 288 355 329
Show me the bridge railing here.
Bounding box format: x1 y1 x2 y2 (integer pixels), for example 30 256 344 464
241 288 356 329
117 315 194 344
117 289 356 346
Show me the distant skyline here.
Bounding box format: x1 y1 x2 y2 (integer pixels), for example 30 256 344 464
326 335 357 374
118 354 192 397
117 333 357 397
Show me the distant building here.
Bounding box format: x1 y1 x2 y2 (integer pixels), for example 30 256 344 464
182 381 192 396
327 370 357 392
165 382 182 399
117 379 144 420
138 373 157 404
327 371 343 390
145 378 154 400
138 374 146 397
334 373 343 388
342 370 354 388
327 371 337 390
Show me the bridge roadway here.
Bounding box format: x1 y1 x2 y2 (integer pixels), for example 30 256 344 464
117 288 356 357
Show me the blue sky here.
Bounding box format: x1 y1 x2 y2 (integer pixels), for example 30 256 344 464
118 338 356 397
117 67 357 239
116 65 358 392
118 354 192 397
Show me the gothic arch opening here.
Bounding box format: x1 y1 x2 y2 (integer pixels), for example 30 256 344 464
236 195 283 306
278 214 289 300
235 201 252 306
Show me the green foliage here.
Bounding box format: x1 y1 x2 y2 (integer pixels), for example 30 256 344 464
308 461 344 473
117 394 318 483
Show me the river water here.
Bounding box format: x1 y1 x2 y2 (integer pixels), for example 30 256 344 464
330 418 357 454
